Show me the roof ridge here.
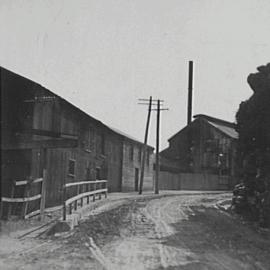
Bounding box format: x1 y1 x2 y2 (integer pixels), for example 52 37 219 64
1 66 153 148
193 114 236 127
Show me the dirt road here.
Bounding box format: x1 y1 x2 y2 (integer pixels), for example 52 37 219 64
1 192 270 269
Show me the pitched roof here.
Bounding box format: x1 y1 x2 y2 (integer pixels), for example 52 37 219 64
207 121 238 139
194 114 238 139
1 66 153 147
193 114 235 128
168 114 238 141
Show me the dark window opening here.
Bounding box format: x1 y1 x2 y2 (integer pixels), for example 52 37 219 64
68 159 75 176
86 167 91 180
135 168 139 191
96 168 101 180
84 127 94 151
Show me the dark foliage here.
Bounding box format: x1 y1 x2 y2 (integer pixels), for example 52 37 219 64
234 63 270 227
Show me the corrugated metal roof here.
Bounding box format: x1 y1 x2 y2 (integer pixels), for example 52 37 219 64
207 121 238 139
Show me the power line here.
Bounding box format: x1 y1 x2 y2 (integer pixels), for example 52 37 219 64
137 97 168 195
138 96 152 195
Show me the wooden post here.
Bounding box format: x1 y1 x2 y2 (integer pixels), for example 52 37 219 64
93 182 96 201
139 96 152 195
7 181 15 220
98 182 102 199
81 196 84 207
39 169 47 222
22 180 30 219
87 183 90 204
0 200 3 219
62 183 67 221
155 99 160 194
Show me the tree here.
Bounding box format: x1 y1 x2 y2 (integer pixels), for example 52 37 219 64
235 63 270 226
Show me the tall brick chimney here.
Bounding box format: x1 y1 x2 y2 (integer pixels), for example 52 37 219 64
187 61 193 125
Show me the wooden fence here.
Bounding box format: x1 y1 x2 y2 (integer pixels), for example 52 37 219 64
62 180 108 220
159 171 233 191
0 169 47 220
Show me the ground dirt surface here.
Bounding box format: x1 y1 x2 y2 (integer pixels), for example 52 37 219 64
0 191 270 270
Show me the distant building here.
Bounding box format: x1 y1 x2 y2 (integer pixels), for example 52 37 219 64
161 114 238 182
110 127 154 192
1 67 154 216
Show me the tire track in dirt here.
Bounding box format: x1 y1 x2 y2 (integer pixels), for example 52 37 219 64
144 196 199 269
96 194 266 270
86 237 115 270
5 193 267 270
98 202 160 270
98 196 200 270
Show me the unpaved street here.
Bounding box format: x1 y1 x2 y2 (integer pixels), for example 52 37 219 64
1 192 270 270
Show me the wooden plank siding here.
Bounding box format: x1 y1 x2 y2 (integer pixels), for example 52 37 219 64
121 140 154 192
160 116 238 188
1 67 154 216
159 171 231 191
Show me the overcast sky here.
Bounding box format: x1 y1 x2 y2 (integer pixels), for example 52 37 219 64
1 0 270 149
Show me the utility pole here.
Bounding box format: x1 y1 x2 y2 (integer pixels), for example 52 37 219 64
153 100 168 194
138 97 168 195
138 96 152 195
155 99 160 194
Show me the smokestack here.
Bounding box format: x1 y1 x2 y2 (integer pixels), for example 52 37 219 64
187 60 193 125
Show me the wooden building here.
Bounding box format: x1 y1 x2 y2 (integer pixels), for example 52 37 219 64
110 128 154 192
1 67 154 217
161 114 238 181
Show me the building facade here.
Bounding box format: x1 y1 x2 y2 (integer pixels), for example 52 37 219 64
161 114 238 179
1 67 154 216
121 137 154 192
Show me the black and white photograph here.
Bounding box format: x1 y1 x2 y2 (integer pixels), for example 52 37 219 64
0 0 270 269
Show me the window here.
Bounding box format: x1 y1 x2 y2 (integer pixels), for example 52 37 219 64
86 162 91 180
84 127 94 151
203 152 217 169
68 159 75 176
96 168 101 180
129 145 134 161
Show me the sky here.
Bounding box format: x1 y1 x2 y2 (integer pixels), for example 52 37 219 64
1 0 270 150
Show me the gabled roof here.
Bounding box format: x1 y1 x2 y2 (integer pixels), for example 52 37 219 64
194 114 238 139
193 114 236 128
168 114 238 141
207 120 238 139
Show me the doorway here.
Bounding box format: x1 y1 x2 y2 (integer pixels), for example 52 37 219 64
135 168 139 191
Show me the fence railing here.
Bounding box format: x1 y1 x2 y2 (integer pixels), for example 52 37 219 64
62 180 108 220
0 170 47 220
159 171 231 190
